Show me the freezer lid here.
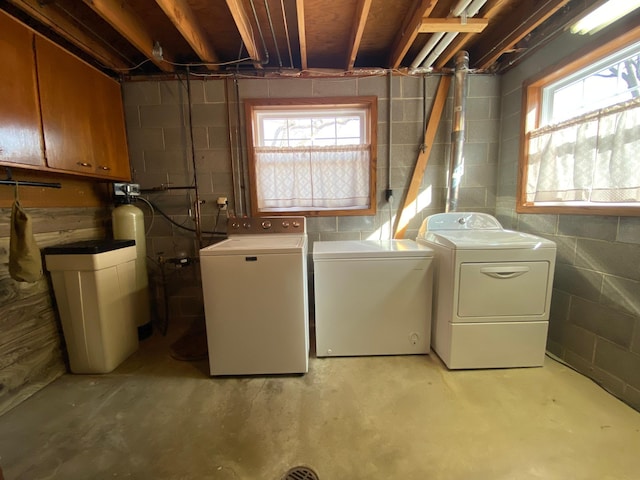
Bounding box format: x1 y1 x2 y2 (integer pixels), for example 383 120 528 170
313 239 434 260
417 230 556 249
199 235 306 255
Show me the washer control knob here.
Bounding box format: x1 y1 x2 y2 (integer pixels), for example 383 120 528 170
292 221 300 228
242 222 251 229
282 221 290 228
458 217 466 224
231 222 241 229
261 220 272 230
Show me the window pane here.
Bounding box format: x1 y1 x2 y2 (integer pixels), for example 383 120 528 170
262 118 288 142
336 137 360 146
336 117 361 138
288 118 312 145
523 34 640 214
248 98 376 215
313 138 336 146
544 42 640 125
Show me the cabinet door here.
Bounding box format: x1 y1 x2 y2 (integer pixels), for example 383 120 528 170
35 36 131 180
91 75 131 180
0 11 44 166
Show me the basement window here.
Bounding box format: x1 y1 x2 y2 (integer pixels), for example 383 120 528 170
519 29 640 215
244 97 377 217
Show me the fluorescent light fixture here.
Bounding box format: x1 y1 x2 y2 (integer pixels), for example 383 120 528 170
571 0 640 35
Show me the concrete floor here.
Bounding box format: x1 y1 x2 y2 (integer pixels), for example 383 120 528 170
1 325 640 480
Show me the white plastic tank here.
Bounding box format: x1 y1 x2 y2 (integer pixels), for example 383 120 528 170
112 201 151 337
44 239 139 373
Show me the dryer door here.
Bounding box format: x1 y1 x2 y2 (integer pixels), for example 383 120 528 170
457 261 551 320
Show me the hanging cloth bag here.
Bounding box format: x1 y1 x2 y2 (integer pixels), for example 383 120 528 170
9 195 43 283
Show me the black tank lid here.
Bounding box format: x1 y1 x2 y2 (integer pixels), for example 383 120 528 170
43 239 135 255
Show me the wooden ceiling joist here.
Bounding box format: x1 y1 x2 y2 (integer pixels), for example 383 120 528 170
469 0 571 70
7 0 130 70
346 0 373 70
296 0 308 70
155 0 220 70
388 0 438 69
226 0 264 68
81 0 174 72
419 18 489 33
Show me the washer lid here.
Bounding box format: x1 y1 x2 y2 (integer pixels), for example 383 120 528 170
418 230 556 250
200 235 306 255
313 239 433 260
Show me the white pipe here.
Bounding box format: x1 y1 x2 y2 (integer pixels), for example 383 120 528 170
410 32 445 70
422 31 459 69
410 0 474 69
411 0 488 70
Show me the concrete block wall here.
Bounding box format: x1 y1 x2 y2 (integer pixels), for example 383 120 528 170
122 74 501 326
497 30 640 412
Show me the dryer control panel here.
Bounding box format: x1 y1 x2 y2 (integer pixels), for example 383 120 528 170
421 212 502 233
228 216 306 234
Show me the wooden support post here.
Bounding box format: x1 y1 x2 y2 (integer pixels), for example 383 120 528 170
393 75 451 239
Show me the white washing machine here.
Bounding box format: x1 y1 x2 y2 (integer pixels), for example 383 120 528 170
199 217 309 375
416 213 556 369
313 240 434 357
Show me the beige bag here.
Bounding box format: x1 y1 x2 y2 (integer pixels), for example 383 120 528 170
9 199 43 283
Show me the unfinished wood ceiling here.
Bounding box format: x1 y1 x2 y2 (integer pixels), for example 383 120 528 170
1 0 611 76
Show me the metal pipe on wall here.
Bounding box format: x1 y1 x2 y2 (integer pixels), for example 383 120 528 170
185 67 203 249
445 50 469 213
225 79 242 217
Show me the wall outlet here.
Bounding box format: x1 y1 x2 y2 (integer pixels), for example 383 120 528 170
217 196 228 210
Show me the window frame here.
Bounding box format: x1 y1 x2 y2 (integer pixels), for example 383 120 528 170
518 22 640 216
244 96 378 217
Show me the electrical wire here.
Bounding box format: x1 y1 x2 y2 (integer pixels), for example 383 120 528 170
146 199 226 236
111 58 153 73
135 196 156 235
162 57 254 67
184 66 203 250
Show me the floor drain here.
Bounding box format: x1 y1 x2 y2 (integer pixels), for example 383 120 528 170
283 466 319 480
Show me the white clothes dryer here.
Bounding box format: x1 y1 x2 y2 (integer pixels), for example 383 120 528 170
313 239 434 357
416 213 556 369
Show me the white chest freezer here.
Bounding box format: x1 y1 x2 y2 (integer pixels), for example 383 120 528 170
313 239 434 357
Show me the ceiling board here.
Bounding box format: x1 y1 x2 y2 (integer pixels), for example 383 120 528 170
0 0 628 76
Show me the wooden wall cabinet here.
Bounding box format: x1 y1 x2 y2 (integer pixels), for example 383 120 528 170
0 11 131 181
0 11 44 167
36 37 131 181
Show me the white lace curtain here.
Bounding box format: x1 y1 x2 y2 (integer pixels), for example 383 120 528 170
255 144 370 210
526 98 640 203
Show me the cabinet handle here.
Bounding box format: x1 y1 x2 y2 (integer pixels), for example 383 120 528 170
98 165 111 171
76 162 92 168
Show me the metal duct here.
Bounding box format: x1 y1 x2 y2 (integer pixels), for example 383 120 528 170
445 51 469 213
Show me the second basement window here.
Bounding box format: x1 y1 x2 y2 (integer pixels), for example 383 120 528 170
245 97 377 216
519 27 640 215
